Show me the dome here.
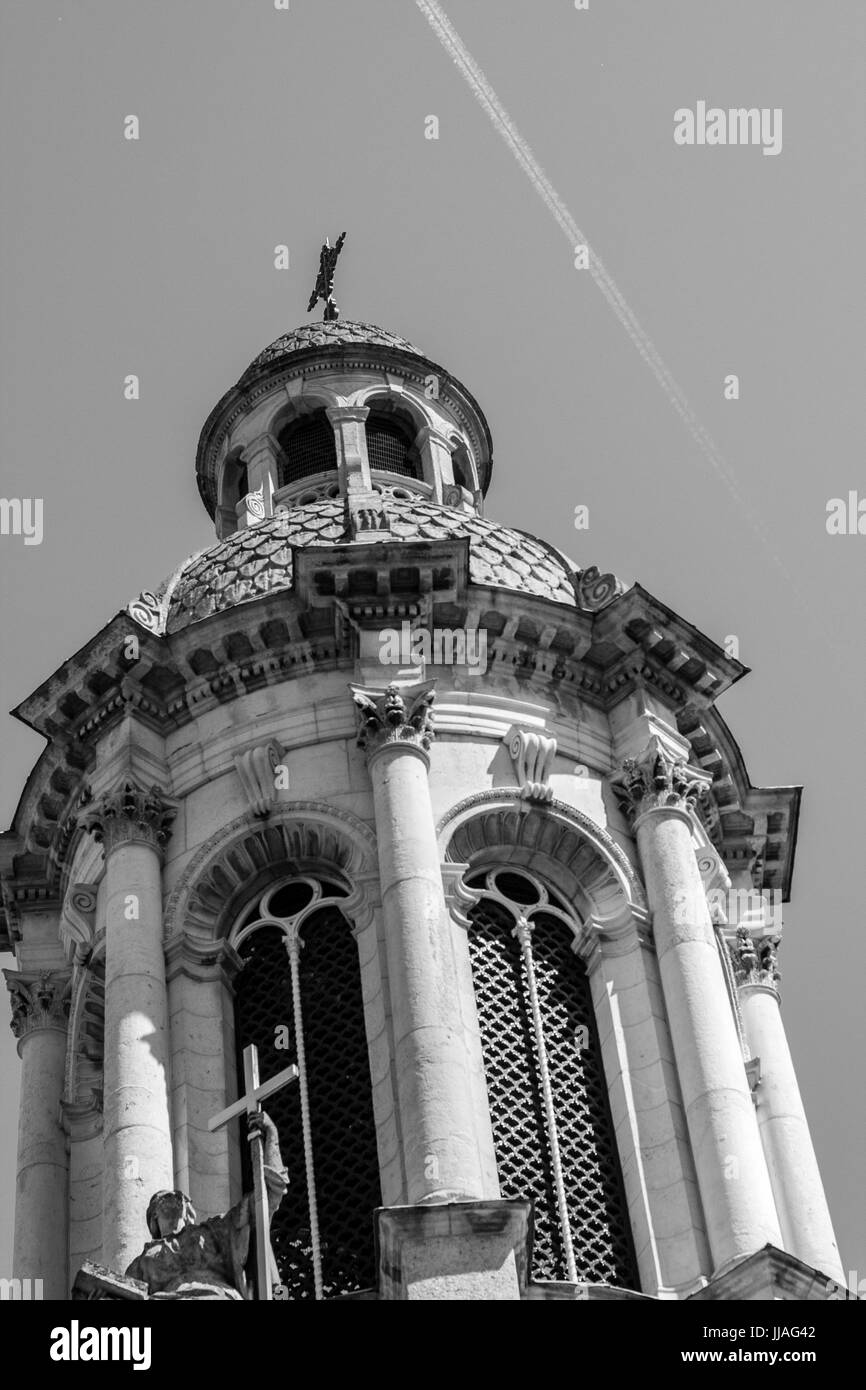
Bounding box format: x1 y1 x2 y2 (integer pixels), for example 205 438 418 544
128 497 585 636
238 320 425 385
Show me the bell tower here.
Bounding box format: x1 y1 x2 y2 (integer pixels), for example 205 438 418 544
0 255 846 1301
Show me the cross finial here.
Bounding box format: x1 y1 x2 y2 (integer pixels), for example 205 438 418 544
307 232 347 321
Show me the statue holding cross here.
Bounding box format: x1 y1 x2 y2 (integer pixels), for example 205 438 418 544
118 1046 298 1301
307 232 346 321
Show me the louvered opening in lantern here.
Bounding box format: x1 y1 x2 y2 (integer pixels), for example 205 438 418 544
365 408 421 479
466 869 639 1290
277 412 338 487
233 884 381 1300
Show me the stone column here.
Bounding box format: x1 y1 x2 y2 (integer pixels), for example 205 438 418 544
328 405 371 496
165 935 242 1220
617 740 781 1272
579 920 713 1295
63 1095 105 1294
731 931 844 1283
3 969 71 1299
350 681 486 1205
416 425 454 503
85 783 175 1273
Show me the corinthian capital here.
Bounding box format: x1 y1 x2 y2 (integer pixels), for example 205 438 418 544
731 927 781 992
3 969 70 1042
349 680 435 761
84 782 176 854
615 738 704 819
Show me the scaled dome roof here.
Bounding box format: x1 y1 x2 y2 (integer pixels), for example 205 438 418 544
129 497 582 635
238 320 425 384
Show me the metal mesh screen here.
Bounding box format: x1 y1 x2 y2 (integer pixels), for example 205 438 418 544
234 906 381 1299
366 413 421 479
277 413 338 486
468 896 639 1287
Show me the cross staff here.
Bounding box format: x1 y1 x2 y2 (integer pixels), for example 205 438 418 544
208 1044 298 1301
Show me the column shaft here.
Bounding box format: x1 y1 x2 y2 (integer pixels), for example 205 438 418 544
635 808 781 1269
740 984 844 1281
370 743 485 1203
11 1024 69 1297
87 784 176 1274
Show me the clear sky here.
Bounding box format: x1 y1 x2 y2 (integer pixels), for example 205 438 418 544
0 0 863 1285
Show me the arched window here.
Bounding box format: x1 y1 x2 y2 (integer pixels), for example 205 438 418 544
276 411 338 488
465 865 638 1288
220 451 249 513
450 441 473 493
365 405 422 480
232 875 381 1299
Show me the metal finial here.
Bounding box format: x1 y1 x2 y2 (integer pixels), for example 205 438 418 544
307 233 346 322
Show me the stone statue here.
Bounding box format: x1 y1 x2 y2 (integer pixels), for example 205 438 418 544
307 232 346 321
124 1111 288 1300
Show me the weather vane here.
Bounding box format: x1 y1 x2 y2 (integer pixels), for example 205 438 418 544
307 233 347 322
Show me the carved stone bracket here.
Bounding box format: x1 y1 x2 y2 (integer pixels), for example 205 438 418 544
346 494 392 540
84 782 176 855
575 565 625 612
350 680 436 759
614 737 706 821
60 883 99 963
441 863 482 930
504 725 557 803
235 740 285 817
3 969 71 1042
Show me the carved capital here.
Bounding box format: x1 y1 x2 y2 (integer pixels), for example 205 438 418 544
731 928 781 992
505 726 557 803
4 969 71 1042
84 782 176 854
350 681 435 761
60 883 99 962
614 738 704 820
235 741 285 817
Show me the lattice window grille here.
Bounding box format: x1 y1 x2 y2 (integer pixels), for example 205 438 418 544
231 875 381 1300
466 866 639 1289
277 413 338 487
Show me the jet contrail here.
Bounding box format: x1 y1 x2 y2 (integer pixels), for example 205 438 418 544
414 0 789 576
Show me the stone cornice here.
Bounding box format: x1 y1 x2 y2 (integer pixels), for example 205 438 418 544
2 576 799 918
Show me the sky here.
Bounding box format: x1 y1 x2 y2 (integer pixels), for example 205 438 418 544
0 0 863 1286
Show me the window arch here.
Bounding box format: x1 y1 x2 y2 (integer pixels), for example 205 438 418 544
276 410 338 488
465 865 638 1288
232 875 381 1300
450 439 474 493
364 403 422 479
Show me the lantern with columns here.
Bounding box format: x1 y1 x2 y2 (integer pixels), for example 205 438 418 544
0 312 845 1301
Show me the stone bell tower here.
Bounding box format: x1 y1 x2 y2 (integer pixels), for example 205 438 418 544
0 267 846 1299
